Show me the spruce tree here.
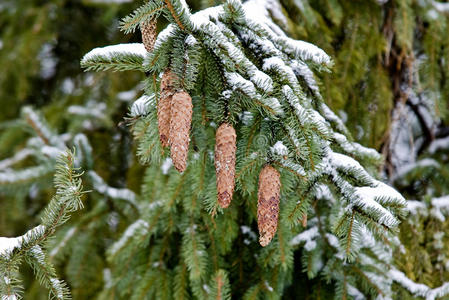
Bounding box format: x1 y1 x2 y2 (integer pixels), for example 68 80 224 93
81 0 409 298
1 0 449 299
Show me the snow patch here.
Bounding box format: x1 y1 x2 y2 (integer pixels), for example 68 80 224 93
82 43 146 62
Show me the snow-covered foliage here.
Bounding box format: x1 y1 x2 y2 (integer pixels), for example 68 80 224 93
78 0 411 298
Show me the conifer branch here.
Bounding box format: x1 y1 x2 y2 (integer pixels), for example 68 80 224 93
119 0 166 34
0 150 85 299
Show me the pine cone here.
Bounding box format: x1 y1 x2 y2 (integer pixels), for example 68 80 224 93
169 91 193 172
161 70 177 95
158 70 178 147
257 165 281 247
214 123 236 208
158 94 171 147
140 17 157 52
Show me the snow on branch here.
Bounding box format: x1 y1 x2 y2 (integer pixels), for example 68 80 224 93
0 148 34 170
81 43 147 72
130 94 155 117
432 0 449 13
97 0 407 262
88 171 139 209
389 268 449 300
22 106 65 149
0 226 46 259
108 219 149 257
0 150 85 299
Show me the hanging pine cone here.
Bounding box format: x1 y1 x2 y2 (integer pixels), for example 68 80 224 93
158 70 177 147
257 165 281 247
169 91 192 172
140 17 157 52
214 123 236 208
160 70 177 95
158 94 171 147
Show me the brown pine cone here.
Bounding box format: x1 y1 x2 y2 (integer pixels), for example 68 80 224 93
158 94 171 147
160 70 177 95
257 165 281 247
214 123 236 208
169 91 193 172
140 17 157 52
158 70 178 147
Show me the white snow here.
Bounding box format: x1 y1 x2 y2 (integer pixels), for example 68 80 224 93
109 219 149 256
291 60 321 97
429 136 449 154
30 245 45 264
226 72 256 96
81 43 146 62
280 158 307 177
161 158 173 174
430 195 449 222
264 280 274 292
202 284 211 294
389 268 429 297
330 152 372 182
271 141 288 156
185 35 198 46
153 25 175 50
130 94 155 117
61 78 75 94
49 278 64 299
241 111 253 125
325 233 339 249
41 146 64 158
117 89 137 102
190 6 223 30
347 284 365 300
407 200 427 215
333 132 381 161
88 171 138 207
23 106 65 149
319 103 349 136
50 227 77 258
263 57 299 90
0 149 34 170
250 70 273 93
290 226 319 246
353 186 400 227
0 237 20 258
314 184 334 202
433 0 449 13
243 0 287 37
225 72 283 114
393 158 440 182
38 43 57 80
241 225 257 241
278 38 331 65
388 102 416 173
0 225 46 258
